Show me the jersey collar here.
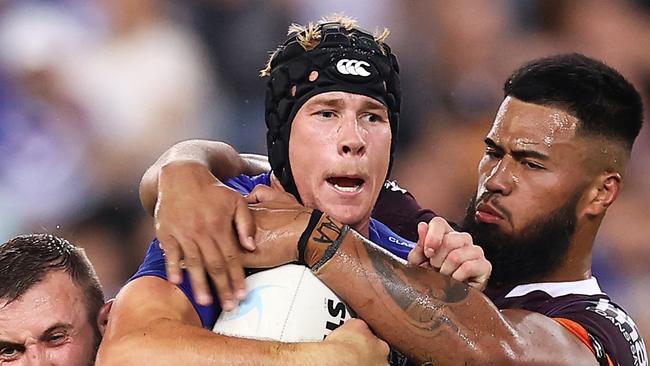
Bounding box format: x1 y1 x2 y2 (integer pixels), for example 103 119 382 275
504 277 604 299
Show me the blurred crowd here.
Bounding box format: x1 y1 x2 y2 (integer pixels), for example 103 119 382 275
1 0 649 339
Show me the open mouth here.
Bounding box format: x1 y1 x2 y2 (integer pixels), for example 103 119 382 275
326 176 365 193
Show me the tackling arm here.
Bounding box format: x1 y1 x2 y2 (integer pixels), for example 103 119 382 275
136 139 269 309
96 276 293 366
139 139 269 215
299 212 599 366
96 276 387 366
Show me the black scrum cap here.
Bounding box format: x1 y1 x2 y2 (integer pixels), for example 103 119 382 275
265 22 401 201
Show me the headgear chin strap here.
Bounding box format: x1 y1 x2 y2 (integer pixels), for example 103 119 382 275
265 22 401 202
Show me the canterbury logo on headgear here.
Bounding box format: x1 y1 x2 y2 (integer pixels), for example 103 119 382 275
336 59 371 77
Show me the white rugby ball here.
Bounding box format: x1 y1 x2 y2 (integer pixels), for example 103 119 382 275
212 264 352 342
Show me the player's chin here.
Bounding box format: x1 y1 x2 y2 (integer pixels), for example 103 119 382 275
321 203 369 228
476 219 513 237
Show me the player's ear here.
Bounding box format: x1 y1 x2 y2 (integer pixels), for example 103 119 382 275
97 299 114 335
583 172 621 217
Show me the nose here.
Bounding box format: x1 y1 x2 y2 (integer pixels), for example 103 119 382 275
337 115 366 156
483 157 514 196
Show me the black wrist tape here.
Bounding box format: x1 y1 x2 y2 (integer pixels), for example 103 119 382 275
298 209 324 264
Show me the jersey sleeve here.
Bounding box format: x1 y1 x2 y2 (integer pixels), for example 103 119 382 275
129 239 221 329
552 298 647 366
224 172 272 195
369 219 415 261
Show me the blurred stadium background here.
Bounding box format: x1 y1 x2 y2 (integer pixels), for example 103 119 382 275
1 0 648 340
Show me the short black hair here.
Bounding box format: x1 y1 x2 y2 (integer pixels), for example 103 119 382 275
504 53 643 151
0 234 104 331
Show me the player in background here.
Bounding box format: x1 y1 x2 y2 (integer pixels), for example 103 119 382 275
96 16 491 366
0 234 112 366
142 54 648 365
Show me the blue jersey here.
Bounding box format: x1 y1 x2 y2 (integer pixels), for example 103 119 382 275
130 172 415 328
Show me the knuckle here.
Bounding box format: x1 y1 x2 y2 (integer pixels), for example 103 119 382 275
459 261 474 272
440 237 455 250
165 258 180 267
445 232 462 244
485 261 493 273
446 252 461 265
206 262 225 275
188 220 205 233
184 255 202 268
459 232 473 242
349 318 364 329
164 243 180 254
224 252 240 263
474 245 485 256
431 217 446 226
207 215 225 227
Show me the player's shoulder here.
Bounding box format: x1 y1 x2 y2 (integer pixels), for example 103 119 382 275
489 278 648 366
574 297 647 366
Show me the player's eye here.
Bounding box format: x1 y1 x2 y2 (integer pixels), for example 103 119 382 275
361 113 386 124
524 160 544 170
0 345 23 361
47 332 68 346
314 110 337 119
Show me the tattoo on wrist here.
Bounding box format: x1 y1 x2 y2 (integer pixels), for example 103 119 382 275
297 211 349 271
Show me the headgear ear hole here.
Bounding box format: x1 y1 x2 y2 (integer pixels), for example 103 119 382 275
308 71 319 82
291 85 297 97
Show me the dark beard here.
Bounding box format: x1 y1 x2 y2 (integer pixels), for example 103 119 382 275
460 193 580 289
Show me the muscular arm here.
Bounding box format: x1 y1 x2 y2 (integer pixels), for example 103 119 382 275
300 213 598 366
137 139 269 307
96 276 334 366
139 139 269 215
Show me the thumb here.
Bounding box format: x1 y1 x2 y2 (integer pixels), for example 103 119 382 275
407 222 428 266
245 185 279 204
339 318 369 333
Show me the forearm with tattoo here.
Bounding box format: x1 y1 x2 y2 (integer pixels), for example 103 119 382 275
297 211 515 365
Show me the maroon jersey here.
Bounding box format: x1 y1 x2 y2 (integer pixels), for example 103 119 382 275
486 279 647 366
373 181 648 365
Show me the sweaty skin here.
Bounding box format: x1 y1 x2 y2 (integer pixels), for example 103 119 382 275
237 203 595 365
239 95 627 365
302 214 598 365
